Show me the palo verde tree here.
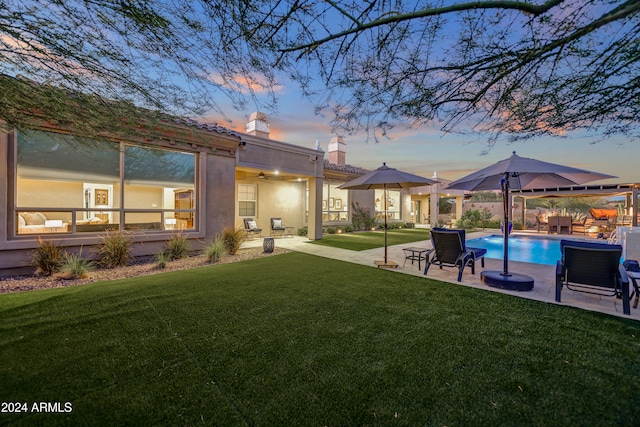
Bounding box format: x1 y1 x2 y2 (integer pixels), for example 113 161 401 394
1 1 639 142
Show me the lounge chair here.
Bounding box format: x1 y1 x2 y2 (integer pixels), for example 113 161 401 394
243 218 262 239
424 228 486 282
270 217 286 237
555 240 630 315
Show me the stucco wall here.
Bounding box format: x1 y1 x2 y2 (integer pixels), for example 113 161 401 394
256 180 306 230
204 152 237 240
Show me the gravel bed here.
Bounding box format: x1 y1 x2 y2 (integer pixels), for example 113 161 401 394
0 247 290 294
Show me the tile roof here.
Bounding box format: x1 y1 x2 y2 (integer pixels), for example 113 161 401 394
323 159 370 175
170 118 240 138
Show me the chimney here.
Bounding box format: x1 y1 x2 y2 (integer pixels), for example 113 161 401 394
328 136 346 166
246 111 270 138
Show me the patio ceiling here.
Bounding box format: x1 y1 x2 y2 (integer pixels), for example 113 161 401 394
510 183 640 198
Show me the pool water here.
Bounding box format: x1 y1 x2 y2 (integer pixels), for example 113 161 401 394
466 235 562 265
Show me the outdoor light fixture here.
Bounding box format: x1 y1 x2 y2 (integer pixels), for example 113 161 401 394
258 172 266 179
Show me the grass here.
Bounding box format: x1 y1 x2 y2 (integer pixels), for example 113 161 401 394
1 252 639 426
309 228 433 250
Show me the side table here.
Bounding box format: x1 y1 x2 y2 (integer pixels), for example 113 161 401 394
628 271 640 309
402 247 433 270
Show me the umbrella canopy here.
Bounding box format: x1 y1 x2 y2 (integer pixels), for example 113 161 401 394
447 151 616 191
338 163 439 190
447 151 616 288
338 163 438 265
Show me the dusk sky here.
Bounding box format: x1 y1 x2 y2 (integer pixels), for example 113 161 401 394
204 81 639 186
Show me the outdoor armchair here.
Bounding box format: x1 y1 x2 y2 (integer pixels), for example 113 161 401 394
424 228 486 282
243 218 262 239
535 213 548 232
270 217 286 237
555 240 630 315
571 216 590 235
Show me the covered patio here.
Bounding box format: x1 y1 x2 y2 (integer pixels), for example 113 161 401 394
513 183 640 231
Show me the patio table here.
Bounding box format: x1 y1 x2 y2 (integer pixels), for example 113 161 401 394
402 247 433 270
628 271 640 309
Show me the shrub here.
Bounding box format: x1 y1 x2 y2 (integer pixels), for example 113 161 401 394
221 226 245 255
326 227 337 234
351 202 376 231
456 209 493 229
203 238 225 263
343 225 354 233
97 231 133 268
154 251 169 269
33 237 62 276
166 233 189 260
57 251 95 279
297 227 308 236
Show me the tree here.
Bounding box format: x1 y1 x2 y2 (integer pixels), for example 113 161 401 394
0 0 278 134
2 1 639 142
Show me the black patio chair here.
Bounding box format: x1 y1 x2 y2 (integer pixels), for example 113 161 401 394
424 228 486 282
555 240 630 315
270 217 286 237
243 218 262 239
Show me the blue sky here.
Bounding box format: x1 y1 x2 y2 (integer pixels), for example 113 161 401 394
194 1 639 186
204 83 639 185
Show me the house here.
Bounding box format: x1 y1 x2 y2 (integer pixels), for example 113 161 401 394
0 108 328 275
1 82 441 275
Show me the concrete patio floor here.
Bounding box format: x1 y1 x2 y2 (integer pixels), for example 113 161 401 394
242 232 640 321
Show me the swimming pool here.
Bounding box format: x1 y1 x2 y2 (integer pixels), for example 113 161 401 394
466 235 562 265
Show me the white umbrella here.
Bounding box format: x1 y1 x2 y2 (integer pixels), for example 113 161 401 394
447 151 616 289
338 163 438 266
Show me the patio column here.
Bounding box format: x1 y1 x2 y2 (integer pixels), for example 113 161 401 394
430 192 439 227
455 196 463 222
308 176 323 240
633 186 638 227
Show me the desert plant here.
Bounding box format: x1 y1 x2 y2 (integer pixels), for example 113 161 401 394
456 209 493 229
166 233 189 260
57 251 95 279
203 238 225 263
220 226 245 255
343 225 354 233
297 227 308 236
351 202 376 231
97 231 133 268
326 227 337 234
33 237 62 276
154 251 169 269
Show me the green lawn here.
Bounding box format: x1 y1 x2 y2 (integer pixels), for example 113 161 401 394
1 252 639 426
309 228 432 250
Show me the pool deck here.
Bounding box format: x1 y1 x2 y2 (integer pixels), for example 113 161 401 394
243 231 640 321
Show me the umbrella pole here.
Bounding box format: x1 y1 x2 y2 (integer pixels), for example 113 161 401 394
384 184 388 263
501 173 510 276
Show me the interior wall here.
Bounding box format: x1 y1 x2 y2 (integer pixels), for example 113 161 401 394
18 179 83 208
124 185 163 209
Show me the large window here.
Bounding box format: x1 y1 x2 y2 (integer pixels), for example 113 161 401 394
375 189 401 220
238 184 257 217
323 183 349 222
15 130 196 235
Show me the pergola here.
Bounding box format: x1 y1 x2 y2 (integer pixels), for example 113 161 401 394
511 183 640 227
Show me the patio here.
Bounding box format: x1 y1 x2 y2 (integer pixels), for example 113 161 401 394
244 231 640 321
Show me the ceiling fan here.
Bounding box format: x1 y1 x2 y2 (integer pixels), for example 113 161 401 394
257 171 283 180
